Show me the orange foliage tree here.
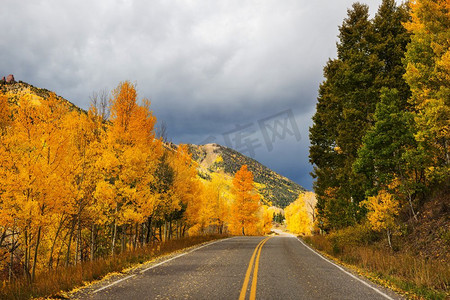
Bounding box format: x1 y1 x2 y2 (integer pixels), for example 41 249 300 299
230 165 260 235
94 81 162 255
0 93 77 281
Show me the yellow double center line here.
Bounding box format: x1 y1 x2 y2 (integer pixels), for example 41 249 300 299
239 236 273 300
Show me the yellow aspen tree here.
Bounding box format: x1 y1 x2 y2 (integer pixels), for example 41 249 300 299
170 145 203 236
55 109 104 267
121 100 162 248
95 81 161 254
0 93 12 274
206 173 231 234
4 93 73 281
285 193 312 236
186 184 212 236
362 190 399 248
230 165 260 236
149 150 175 241
403 0 450 182
258 205 273 235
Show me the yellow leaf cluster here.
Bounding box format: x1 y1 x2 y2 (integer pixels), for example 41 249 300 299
285 193 313 236
362 190 399 233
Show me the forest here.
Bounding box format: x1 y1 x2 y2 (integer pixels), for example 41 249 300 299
310 0 448 238
0 80 274 293
308 0 448 297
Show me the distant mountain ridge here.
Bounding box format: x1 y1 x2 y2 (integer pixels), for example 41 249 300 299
189 143 305 208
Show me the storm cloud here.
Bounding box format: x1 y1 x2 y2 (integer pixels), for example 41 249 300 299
0 0 390 189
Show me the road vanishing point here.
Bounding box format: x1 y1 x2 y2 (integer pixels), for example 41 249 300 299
74 233 402 300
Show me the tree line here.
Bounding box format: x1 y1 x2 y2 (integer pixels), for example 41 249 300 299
309 0 448 241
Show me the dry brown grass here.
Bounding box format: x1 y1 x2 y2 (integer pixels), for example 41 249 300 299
303 230 449 300
1 235 226 300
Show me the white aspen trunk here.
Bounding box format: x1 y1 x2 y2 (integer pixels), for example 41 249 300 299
111 220 117 256
387 228 392 249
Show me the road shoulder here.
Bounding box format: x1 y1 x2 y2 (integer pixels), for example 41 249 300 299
69 237 231 299
293 234 404 300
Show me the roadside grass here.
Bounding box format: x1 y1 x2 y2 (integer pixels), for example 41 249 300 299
1 235 226 300
303 226 449 300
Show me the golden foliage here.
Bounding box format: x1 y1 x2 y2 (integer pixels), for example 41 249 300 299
258 205 274 235
0 82 281 287
404 0 450 182
362 190 399 233
229 165 261 235
285 193 313 236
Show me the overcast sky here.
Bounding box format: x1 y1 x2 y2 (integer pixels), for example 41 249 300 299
1 0 392 190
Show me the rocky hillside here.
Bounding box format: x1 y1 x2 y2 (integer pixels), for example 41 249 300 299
189 143 305 208
0 78 84 114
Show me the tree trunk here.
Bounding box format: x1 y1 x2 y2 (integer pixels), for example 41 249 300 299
56 227 71 268
387 228 392 249
48 215 65 269
121 225 126 253
145 217 152 244
134 223 138 249
111 220 117 256
9 226 15 281
65 219 76 267
182 224 187 237
163 221 167 242
141 223 145 246
75 215 81 265
90 223 96 262
24 229 30 281
168 221 172 240
407 190 418 221
31 226 42 283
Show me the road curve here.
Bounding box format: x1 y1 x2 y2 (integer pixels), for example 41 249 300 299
74 236 402 300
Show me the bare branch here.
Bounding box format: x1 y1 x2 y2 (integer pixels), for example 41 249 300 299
90 89 110 121
156 120 170 142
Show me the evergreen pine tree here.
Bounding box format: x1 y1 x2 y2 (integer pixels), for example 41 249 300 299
310 0 412 231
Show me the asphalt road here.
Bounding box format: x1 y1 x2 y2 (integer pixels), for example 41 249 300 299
75 235 402 300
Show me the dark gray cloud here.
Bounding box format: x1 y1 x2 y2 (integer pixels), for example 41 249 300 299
1 0 390 190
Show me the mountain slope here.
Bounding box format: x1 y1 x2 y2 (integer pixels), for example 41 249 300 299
189 143 305 208
0 80 84 114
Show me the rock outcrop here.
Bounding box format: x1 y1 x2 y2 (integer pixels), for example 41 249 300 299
6 74 15 83
1 74 16 84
